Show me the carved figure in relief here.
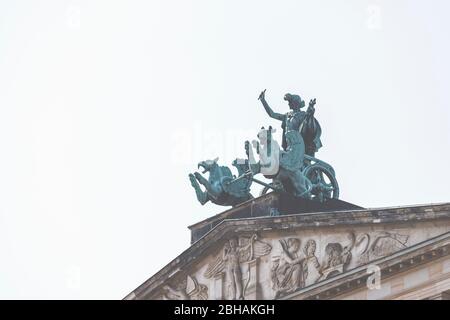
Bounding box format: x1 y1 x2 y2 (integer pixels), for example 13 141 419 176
271 238 304 298
223 238 244 300
204 234 272 300
162 275 208 300
356 231 409 264
320 232 355 280
302 239 322 287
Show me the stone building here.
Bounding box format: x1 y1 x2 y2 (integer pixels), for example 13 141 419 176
124 194 450 300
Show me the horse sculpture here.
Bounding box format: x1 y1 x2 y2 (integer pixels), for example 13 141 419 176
246 127 311 198
188 158 253 207
245 126 339 201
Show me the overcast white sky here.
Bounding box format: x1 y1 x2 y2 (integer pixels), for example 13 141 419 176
0 0 449 299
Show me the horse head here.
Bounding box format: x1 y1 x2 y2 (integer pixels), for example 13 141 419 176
197 157 219 175
232 158 249 176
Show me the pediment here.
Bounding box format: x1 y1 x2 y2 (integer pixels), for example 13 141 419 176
125 202 450 300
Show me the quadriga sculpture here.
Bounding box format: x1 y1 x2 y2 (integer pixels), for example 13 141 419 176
188 89 339 207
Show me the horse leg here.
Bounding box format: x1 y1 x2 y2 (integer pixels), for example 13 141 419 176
194 172 210 187
189 173 209 205
194 172 221 199
290 171 311 198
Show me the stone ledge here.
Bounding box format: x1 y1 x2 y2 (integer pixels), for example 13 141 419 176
188 193 363 243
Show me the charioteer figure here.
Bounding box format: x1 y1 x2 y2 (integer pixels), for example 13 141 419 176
258 89 322 157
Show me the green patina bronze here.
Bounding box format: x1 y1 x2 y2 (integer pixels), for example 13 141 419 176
189 158 253 207
188 89 339 207
246 126 339 202
258 89 322 157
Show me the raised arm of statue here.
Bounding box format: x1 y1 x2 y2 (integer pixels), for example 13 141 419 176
258 89 284 121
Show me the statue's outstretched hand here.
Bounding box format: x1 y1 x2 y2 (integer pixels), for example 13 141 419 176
258 89 266 101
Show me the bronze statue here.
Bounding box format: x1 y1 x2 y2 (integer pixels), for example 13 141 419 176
246 127 311 198
188 158 253 207
188 89 339 205
258 89 322 157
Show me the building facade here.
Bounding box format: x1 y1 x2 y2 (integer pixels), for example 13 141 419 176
124 194 450 300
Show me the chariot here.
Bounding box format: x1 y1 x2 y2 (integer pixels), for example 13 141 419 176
259 155 339 201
